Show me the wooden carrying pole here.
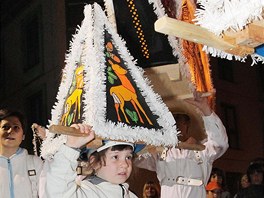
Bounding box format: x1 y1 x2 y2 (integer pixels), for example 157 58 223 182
49 125 205 151
154 16 254 57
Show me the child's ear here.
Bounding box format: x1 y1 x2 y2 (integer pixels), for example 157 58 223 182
22 134 25 140
89 155 100 170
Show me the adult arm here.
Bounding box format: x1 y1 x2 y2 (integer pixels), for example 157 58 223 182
185 91 229 161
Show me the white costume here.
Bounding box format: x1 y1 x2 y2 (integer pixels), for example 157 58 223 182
45 144 137 198
135 112 229 198
0 148 43 198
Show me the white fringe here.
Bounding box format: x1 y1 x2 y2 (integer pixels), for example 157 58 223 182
195 0 264 65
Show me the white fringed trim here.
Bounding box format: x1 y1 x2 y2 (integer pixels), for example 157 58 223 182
195 0 264 36
103 0 117 32
195 0 264 65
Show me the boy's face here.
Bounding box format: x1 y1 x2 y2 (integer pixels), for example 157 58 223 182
96 148 133 184
0 116 24 150
210 174 223 185
250 171 263 185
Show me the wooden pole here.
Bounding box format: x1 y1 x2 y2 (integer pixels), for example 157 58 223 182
154 16 254 57
48 125 205 151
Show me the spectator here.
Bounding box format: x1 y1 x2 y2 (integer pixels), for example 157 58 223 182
0 108 43 198
143 180 160 198
234 174 250 198
206 181 223 198
236 162 264 198
209 167 231 198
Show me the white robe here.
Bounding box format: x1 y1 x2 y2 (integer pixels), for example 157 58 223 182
135 112 229 198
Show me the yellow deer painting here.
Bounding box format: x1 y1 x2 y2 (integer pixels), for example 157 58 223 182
108 60 153 125
60 65 84 126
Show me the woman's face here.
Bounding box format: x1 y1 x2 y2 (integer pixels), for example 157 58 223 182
144 184 157 197
241 174 250 188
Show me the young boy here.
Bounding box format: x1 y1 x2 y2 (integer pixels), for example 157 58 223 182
206 181 222 198
0 108 43 198
45 123 139 198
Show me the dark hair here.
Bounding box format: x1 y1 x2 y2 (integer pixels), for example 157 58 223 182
0 108 26 133
247 163 264 183
80 144 134 176
210 167 228 190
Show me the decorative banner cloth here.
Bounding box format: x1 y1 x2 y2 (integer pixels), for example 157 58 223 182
41 3 177 159
108 0 178 68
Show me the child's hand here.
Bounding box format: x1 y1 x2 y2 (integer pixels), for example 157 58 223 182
31 123 47 140
65 124 95 149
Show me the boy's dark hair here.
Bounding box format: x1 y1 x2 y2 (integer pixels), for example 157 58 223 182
0 108 26 133
210 167 228 189
81 144 134 176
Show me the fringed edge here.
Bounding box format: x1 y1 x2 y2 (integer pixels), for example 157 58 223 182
195 0 264 65
203 45 264 66
103 0 117 32
195 0 264 36
41 4 94 159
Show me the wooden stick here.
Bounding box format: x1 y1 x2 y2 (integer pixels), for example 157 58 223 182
176 92 212 100
48 125 205 151
49 125 88 137
177 142 205 150
154 16 254 56
48 125 103 148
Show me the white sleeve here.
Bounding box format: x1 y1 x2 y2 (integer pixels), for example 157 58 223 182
203 112 229 162
45 144 80 198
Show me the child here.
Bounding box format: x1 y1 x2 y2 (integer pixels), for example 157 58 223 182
45 123 138 198
206 181 222 198
209 167 231 198
0 108 43 198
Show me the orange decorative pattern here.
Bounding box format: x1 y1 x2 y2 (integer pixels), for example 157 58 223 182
127 0 150 59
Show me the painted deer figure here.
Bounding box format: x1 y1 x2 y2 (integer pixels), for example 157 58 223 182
60 65 84 125
108 60 153 125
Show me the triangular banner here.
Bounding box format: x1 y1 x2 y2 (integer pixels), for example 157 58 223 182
41 3 177 158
